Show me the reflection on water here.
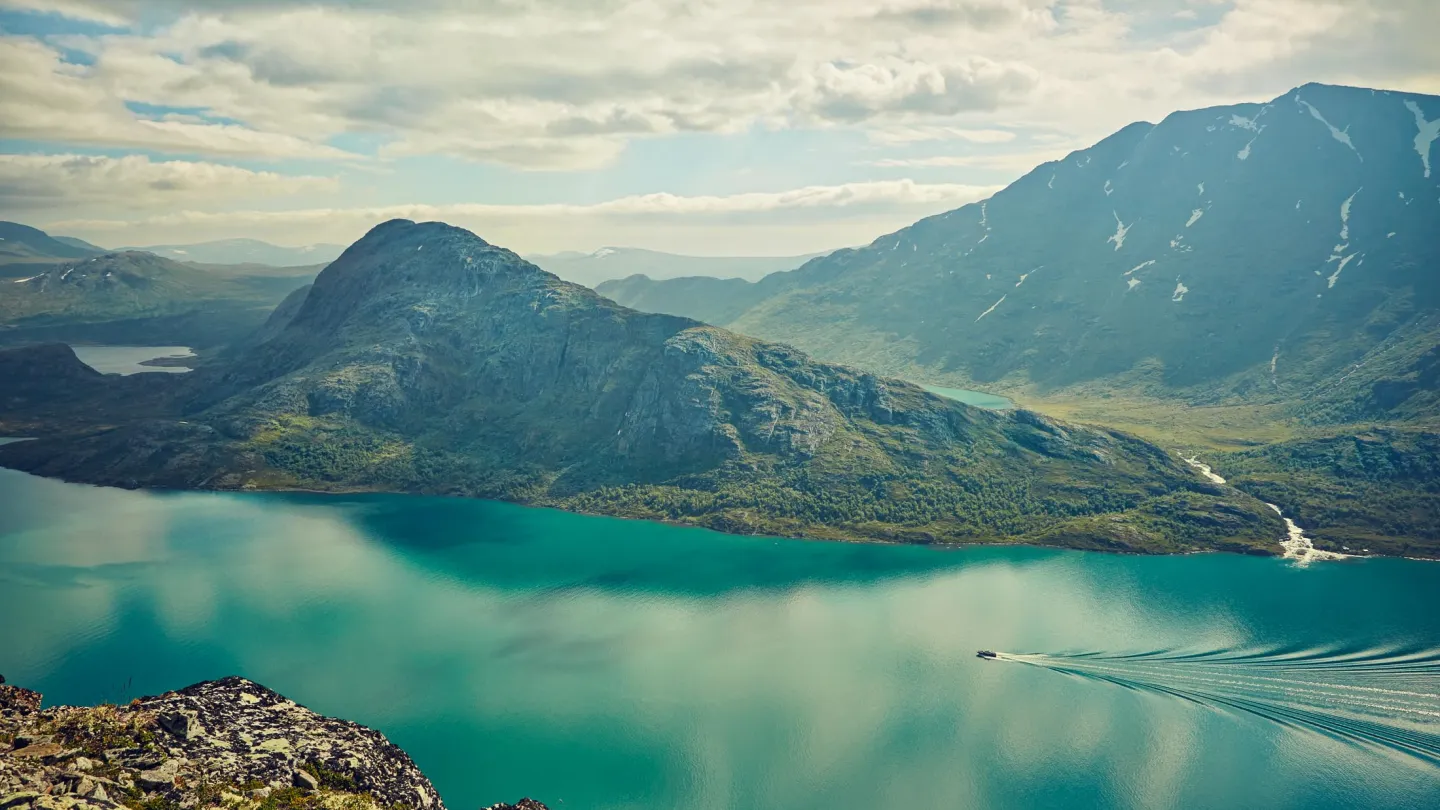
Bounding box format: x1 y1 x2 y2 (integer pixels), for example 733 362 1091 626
0 468 1436 810
69 345 195 374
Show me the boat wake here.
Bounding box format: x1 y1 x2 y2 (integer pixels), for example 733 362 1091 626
991 645 1440 764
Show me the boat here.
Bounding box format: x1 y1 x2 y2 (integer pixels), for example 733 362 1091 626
976 650 998 659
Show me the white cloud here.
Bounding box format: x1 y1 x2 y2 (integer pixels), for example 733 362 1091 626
868 126 1020 145
0 153 337 209
0 36 351 159
1 0 1429 171
864 149 1074 171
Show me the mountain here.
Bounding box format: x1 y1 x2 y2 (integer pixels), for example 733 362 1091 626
0 676 459 810
120 237 346 267
0 220 101 264
595 274 770 325
0 250 317 348
527 246 830 288
0 219 1289 555
594 83 1440 555
606 83 1440 421
52 234 107 253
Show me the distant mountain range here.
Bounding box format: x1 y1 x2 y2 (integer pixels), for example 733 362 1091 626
0 222 345 273
0 221 99 262
0 225 320 347
0 219 1286 555
117 238 347 267
599 83 1440 425
527 246 831 288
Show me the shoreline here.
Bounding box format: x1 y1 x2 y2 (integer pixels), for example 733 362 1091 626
1 453 1386 562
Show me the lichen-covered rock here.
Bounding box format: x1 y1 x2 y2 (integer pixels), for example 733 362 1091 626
0 677 544 810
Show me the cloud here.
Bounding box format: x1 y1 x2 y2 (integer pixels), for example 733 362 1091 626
1 0 1435 171
868 127 1020 145
0 36 351 159
863 147 1078 171
0 153 337 209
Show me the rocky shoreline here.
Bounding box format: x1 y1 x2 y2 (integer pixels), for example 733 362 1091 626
0 678 545 810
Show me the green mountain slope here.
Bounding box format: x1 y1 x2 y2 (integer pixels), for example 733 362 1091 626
0 220 1290 555
604 84 1440 424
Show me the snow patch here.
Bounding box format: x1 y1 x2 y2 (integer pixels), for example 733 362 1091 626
1388 232 1396 238
1124 260 1155 277
1015 267 1041 287
592 247 616 258
1172 281 1189 302
975 295 1006 322
1126 278 1141 290
1339 189 1358 241
1229 114 1261 132
11 275 41 283
1186 209 1204 228
1048 173 1055 189
1106 211 1132 251
1327 253 1359 289
1296 97 1362 160
1104 179 1113 196
1197 182 1205 195
1237 137 1256 160
1403 99 1440 178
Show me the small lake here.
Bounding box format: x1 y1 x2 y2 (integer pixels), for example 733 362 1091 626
69 345 195 375
0 468 1435 810
921 384 1014 410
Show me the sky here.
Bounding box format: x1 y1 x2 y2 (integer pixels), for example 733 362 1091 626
1 0 1437 256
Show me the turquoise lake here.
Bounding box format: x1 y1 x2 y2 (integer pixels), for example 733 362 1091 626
0 467 1436 809
920 384 1014 410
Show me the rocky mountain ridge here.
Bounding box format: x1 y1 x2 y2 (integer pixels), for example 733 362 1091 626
0 678 543 810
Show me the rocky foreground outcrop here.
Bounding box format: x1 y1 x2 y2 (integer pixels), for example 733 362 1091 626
0 678 545 810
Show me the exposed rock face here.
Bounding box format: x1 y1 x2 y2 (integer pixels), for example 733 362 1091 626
1 679 545 810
